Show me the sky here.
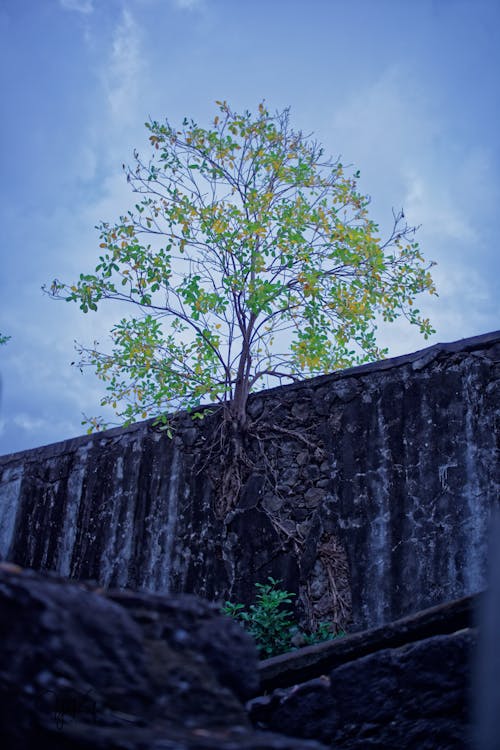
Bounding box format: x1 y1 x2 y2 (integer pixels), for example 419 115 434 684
0 0 499 456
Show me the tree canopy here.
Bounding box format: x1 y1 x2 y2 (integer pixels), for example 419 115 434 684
47 101 436 432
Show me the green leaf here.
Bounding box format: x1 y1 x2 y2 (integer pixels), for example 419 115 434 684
47 100 435 439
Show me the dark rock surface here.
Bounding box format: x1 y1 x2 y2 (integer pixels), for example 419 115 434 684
0 564 326 749
103 588 259 702
252 629 474 749
259 591 478 692
252 594 480 748
1 331 499 633
0 564 482 749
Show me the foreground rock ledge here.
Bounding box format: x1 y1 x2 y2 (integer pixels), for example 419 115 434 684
0 564 324 749
0 564 478 749
252 593 478 749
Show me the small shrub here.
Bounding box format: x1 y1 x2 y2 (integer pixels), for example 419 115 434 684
222 576 343 658
298 621 345 647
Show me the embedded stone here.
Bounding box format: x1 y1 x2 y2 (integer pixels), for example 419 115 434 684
291 401 311 421
304 488 326 508
296 451 310 466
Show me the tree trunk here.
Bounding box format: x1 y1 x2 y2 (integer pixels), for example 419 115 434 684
231 376 249 432
231 331 253 432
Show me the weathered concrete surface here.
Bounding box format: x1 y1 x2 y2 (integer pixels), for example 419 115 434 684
0 331 499 632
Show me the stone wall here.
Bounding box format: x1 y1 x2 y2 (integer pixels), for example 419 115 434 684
0 331 498 632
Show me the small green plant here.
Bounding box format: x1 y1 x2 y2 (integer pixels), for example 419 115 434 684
222 577 343 658
299 621 345 647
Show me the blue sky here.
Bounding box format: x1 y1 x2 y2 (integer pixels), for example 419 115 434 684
0 0 498 455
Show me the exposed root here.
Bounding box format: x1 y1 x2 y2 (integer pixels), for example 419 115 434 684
190 405 352 632
316 534 352 628
255 423 318 448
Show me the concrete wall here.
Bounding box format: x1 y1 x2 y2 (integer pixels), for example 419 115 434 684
1 331 498 632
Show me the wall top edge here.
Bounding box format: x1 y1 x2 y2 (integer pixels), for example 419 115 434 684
1 329 499 466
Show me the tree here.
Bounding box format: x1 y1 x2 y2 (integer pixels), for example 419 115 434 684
46 101 436 435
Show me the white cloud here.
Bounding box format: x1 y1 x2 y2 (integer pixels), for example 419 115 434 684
76 145 99 182
103 9 145 128
403 171 475 243
328 66 441 240
59 0 94 13
172 0 205 10
331 66 499 245
12 413 48 433
327 66 499 355
374 258 494 358
402 144 499 249
331 66 439 166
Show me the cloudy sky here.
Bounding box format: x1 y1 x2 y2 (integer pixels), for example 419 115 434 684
0 0 498 455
